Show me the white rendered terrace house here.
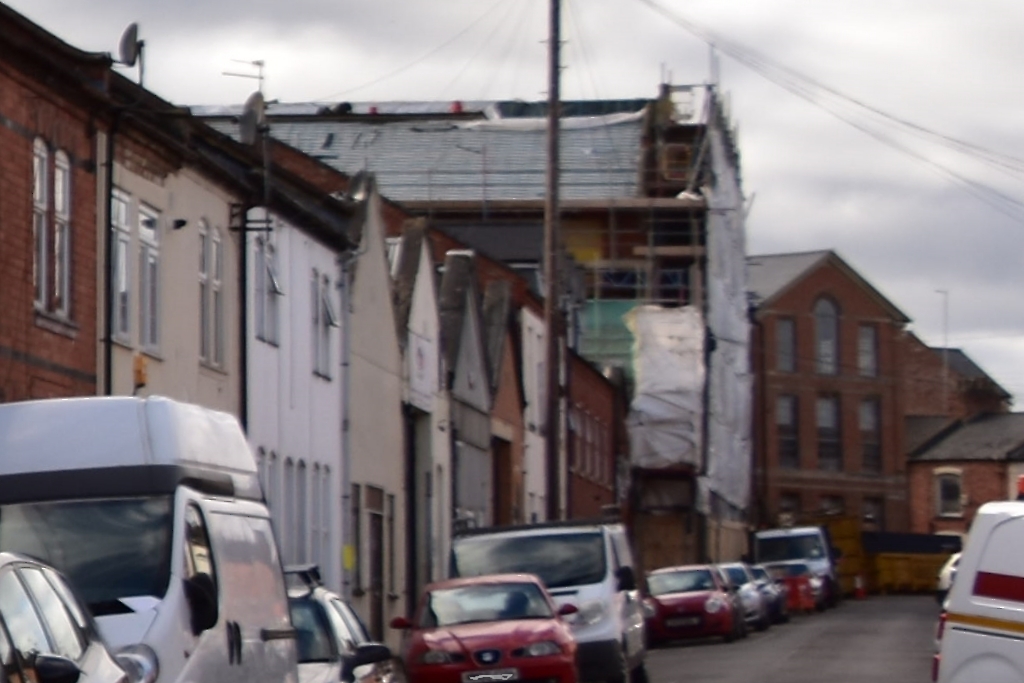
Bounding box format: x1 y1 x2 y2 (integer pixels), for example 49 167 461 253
388 220 452 609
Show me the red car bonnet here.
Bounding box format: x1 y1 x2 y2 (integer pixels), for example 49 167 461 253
416 619 569 652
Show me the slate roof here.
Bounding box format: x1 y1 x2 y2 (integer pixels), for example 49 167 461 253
746 251 829 304
746 250 910 322
909 412 1024 462
203 101 649 202
932 347 1011 398
905 415 957 455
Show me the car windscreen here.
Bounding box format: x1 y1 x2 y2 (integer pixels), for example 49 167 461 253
722 566 749 586
756 533 826 563
647 569 715 596
0 496 173 614
451 531 606 589
421 582 552 627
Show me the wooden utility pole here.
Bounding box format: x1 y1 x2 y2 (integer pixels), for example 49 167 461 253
544 0 562 521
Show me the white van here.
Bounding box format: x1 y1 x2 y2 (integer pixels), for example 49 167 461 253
935 501 1024 683
0 396 297 683
753 526 840 607
450 521 647 683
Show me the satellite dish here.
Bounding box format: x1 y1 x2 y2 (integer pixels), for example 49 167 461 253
118 22 141 66
347 170 374 202
239 91 266 146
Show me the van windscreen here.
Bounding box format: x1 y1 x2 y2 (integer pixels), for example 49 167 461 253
452 531 605 589
0 496 172 614
755 533 825 563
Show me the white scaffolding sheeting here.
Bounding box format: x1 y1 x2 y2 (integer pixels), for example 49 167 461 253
625 305 705 470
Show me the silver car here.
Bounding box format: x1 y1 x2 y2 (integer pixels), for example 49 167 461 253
716 562 771 631
286 565 396 683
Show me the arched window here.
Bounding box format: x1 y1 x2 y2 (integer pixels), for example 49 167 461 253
32 138 49 309
814 298 839 375
53 151 72 316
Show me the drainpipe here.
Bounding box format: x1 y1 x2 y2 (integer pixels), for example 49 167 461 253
102 111 125 396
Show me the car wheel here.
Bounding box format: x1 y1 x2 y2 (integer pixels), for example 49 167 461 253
630 662 648 683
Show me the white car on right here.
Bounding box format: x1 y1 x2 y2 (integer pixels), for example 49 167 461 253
935 552 960 606
935 502 1024 683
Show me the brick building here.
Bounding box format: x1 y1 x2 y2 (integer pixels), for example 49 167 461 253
904 338 1014 535
0 5 106 400
748 250 910 531
907 413 1024 535
567 349 620 519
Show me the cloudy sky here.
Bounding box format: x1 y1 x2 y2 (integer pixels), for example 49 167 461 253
9 0 1024 399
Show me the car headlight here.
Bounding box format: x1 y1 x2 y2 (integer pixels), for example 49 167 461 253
575 600 608 626
520 641 562 657
421 650 462 664
115 644 159 683
704 596 724 614
809 577 823 589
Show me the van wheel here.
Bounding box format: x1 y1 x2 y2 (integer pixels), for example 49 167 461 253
608 650 629 683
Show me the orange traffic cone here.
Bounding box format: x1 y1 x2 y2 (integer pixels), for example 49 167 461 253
854 575 866 599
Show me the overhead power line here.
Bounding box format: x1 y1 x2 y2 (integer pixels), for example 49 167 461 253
633 0 1024 222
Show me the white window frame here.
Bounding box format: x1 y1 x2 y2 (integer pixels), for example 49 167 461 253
32 138 49 310
211 229 224 367
138 204 161 352
199 221 210 362
53 151 72 317
313 270 338 378
111 190 132 343
255 237 283 345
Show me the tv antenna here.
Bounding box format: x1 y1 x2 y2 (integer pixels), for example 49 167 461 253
223 59 265 94
117 22 145 87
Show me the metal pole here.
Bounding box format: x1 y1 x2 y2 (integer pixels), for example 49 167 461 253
543 0 562 521
936 289 948 413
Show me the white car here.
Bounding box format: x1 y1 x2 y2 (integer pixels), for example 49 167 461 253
936 552 961 605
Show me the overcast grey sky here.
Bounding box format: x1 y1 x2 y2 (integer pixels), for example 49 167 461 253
9 0 1024 400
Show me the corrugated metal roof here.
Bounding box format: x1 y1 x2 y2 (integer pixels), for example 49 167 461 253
207 107 646 202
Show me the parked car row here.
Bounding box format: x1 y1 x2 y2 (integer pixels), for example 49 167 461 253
642 559 838 648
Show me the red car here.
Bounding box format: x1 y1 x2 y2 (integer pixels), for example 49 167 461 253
391 573 578 683
643 564 744 645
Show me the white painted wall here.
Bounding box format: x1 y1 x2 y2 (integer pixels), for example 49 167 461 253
245 210 345 591
347 190 405 647
102 164 239 414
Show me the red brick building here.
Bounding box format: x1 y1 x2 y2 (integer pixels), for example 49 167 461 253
748 251 910 531
567 350 619 518
904 337 1014 535
0 5 106 400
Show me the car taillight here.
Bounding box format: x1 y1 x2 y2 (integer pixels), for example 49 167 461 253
932 612 947 682
935 612 947 643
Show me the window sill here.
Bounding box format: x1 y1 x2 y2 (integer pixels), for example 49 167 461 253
200 361 228 375
313 371 334 382
256 335 280 348
936 512 964 519
34 310 78 339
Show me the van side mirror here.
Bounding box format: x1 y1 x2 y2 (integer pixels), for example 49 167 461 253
183 572 218 635
34 653 81 683
616 566 637 592
341 643 392 683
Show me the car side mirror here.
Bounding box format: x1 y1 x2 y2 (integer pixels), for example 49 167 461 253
183 572 218 635
389 616 412 630
557 603 579 617
341 643 392 683
34 654 82 683
616 566 637 592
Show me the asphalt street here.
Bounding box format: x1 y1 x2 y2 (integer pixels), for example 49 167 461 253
645 595 942 683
